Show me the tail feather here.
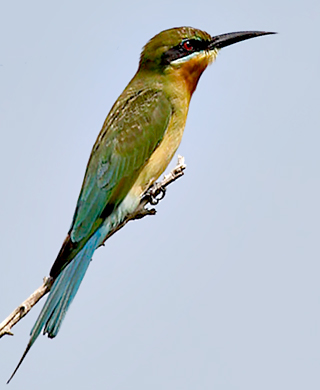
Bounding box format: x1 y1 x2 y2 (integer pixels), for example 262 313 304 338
44 239 96 337
7 229 101 383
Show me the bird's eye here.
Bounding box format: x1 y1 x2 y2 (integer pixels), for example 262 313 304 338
182 40 193 51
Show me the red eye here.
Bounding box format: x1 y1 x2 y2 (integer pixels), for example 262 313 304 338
183 40 193 51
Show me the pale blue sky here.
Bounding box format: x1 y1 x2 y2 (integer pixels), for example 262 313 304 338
1 1 320 389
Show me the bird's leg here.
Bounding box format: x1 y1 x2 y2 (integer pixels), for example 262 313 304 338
144 184 167 205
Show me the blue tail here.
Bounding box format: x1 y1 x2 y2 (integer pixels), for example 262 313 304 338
7 229 102 383
34 229 101 338
8 194 138 383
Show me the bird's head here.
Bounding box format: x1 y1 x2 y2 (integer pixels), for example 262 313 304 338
139 27 274 96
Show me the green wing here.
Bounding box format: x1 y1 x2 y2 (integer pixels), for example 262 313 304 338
70 88 172 243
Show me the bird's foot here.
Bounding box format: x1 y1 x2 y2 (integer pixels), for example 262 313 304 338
145 185 166 205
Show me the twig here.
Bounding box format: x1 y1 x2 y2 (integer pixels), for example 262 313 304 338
0 156 186 339
0 278 53 338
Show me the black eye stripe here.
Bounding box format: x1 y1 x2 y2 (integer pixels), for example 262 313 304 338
161 38 209 65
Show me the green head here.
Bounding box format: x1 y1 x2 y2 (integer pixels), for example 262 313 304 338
139 27 211 70
139 26 275 73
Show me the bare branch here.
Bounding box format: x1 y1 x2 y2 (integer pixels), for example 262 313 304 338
0 277 53 338
0 156 186 338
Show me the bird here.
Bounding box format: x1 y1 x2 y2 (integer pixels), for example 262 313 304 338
8 26 275 382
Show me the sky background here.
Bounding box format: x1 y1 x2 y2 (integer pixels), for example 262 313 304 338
1 0 320 389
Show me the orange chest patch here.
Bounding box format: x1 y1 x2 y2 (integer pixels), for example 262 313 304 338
175 55 210 96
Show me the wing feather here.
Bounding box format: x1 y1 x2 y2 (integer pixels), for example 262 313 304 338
70 88 172 243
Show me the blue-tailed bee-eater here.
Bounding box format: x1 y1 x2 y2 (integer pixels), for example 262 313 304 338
8 26 275 382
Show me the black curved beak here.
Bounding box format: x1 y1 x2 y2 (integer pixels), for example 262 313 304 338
208 31 276 50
